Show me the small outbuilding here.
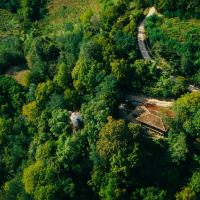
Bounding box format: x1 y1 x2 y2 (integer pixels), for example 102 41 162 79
69 112 83 129
136 112 167 134
135 104 174 135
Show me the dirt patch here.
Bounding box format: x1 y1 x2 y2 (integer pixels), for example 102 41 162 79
126 94 174 108
6 66 29 86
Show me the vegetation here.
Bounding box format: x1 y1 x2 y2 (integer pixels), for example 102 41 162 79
154 0 200 19
0 0 200 200
145 14 200 86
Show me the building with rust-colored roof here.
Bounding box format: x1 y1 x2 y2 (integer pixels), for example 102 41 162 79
136 104 174 134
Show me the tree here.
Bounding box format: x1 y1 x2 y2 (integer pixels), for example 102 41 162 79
20 0 47 21
0 118 11 145
131 187 167 200
176 187 197 200
91 117 143 199
111 30 136 59
35 80 54 107
100 0 129 30
64 89 80 110
81 75 118 138
22 160 60 200
22 101 39 124
168 131 188 164
155 0 200 19
0 176 29 200
72 57 106 92
0 76 25 116
189 170 200 198
54 63 70 89
132 59 157 90
35 140 56 160
0 0 20 12
47 93 66 111
150 76 187 98
0 36 24 73
111 59 129 81
48 109 70 137
176 170 200 200
96 117 128 161
171 92 200 137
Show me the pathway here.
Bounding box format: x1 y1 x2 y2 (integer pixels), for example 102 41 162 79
138 7 156 61
137 7 200 92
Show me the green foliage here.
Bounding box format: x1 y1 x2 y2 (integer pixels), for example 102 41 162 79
131 187 167 200
81 75 118 136
0 176 30 200
146 15 200 77
155 0 200 19
176 170 200 200
171 92 200 137
0 0 20 12
64 89 80 110
168 132 188 164
54 63 70 89
91 117 144 199
22 160 60 200
47 93 66 111
0 76 25 116
48 109 70 137
149 76 187 98
131 59 158 90
26 36 60 83
176 187 197 200
20 0 47 21
100 0 130 30
0 37 25 73
111 59 129 81
0 0 200 199
72 56 106 92
22 101 39 124
189 170 200 197
0 118 11 145
35 80 54 107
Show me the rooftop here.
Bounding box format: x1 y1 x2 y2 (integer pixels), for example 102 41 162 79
70 112 83 128
136 112 167 133
136 104 174 133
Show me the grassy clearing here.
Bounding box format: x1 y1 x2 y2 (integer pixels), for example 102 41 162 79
6 66 29 86
40 0 100 36
48 0 100 17
0 9 22 39
0 9 26 84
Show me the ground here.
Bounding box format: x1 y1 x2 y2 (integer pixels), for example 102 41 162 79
40 0 100 36
6 67 29 86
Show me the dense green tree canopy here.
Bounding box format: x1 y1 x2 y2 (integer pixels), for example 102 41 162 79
0 0 200 199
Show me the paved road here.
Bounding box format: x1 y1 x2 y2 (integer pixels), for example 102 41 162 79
137 7 199 92
138 7 156 60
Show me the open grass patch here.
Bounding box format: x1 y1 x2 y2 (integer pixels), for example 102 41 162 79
39 0 100 36
0 9 22 39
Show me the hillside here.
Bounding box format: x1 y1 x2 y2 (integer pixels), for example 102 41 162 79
40 0 100 36
146 14 200 86
0 1 200 200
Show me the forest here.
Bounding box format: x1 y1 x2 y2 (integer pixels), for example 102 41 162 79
0 0 200 199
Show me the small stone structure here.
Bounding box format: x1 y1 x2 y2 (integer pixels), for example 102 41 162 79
69 111 83 128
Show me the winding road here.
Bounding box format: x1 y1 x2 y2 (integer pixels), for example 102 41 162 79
137 7 200 92
138 7 156 61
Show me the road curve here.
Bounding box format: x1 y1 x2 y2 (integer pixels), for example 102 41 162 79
137 7 199 92
138 7 156 61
